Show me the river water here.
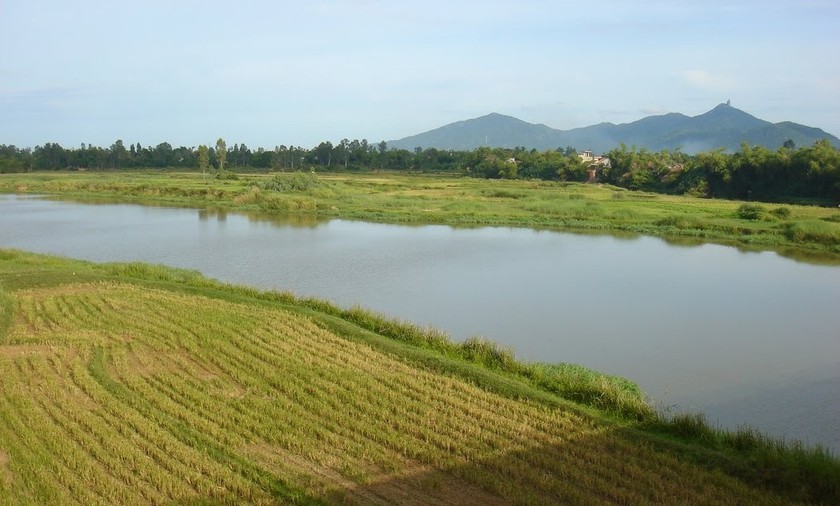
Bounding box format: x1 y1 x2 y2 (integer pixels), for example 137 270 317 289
1 194 838 453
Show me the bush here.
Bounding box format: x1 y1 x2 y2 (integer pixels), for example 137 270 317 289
215 170 239 180
261 172 320 192
771 207 792 219
737 203 765 220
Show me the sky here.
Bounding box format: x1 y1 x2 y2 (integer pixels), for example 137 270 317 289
1 0 839 149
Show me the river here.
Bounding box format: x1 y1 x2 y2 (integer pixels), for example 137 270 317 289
1 194 838 454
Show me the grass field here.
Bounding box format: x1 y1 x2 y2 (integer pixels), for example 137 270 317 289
2 170 839 261
1 250 838 505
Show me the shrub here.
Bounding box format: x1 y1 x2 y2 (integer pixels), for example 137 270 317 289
261 172 320 192
771 207 792 219
215 170 239 180
737 203 764 220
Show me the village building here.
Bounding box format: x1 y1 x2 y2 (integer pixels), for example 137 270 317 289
579 150 611 182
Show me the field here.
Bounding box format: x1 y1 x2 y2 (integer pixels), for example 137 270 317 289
2 170 840 261
1 250 838 505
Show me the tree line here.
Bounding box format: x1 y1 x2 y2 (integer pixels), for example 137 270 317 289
601 140 839 203
0 138 446 173
1 137 838 204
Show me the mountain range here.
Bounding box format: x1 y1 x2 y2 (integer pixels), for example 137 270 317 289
387 103 840 154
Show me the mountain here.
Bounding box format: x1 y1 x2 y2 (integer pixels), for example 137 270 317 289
387 104 840 154
390 113 560 151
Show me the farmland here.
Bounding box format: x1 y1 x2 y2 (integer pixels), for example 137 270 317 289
0 250 837 504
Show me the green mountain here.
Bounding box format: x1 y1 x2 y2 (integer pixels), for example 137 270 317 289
388 103 840 154
389 112 560 151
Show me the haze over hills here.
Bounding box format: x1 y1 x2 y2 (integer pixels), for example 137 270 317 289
387 103 840 154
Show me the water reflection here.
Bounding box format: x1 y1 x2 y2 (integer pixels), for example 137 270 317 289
197 208 328 228
198 208 227 222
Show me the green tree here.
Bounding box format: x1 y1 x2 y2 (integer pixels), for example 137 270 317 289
312 141 333 167
797 139 840 200
152 142 173 168
378 141 387 169
34 142 68 170
215 138 227 172
109 139 128 169
339 138 350 168
238 143 250 167
348 139 368 167
197 145 209 179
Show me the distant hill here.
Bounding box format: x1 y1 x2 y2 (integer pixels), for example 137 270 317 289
388 104 840 154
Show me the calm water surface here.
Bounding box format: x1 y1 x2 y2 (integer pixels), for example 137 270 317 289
1 195 838 453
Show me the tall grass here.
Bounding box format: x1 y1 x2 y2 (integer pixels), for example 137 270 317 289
783 219 840 244
650 413 839 502
529 363 654 421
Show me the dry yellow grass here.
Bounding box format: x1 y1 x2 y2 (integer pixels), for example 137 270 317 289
0 280 791 505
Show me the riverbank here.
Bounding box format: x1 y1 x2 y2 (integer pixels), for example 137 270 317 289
2 170 839 262
0 250 837 504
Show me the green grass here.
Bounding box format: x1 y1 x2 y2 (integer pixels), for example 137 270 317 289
0 250 837 504
783 219 840 243
2 170 840 261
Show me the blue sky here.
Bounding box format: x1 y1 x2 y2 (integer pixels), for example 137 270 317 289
2 0 839 149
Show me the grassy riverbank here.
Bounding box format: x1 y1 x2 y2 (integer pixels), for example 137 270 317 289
2 170 840 261
0 250 838 504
